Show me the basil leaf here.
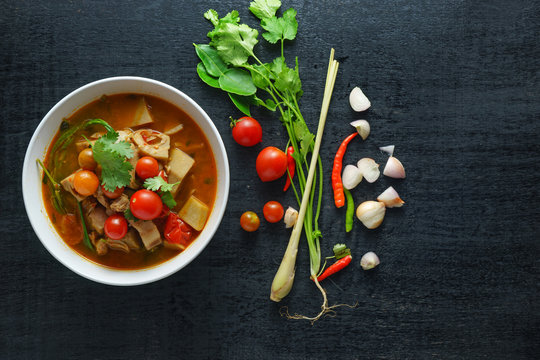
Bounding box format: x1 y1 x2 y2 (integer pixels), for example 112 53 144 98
219 68 257 96
228 93 251 116
197 62 220 88
194 44 228 77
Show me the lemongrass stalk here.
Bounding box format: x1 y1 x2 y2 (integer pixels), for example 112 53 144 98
270 49 339 302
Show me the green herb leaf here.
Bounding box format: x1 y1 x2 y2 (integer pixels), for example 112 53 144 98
249 63 272 89
261 8 298 44
228 93 252 116
293 119 314 159
197 62 220 88
143 176 180 193
333 243 351 259
219 68 257 96
92 129 134 192
203 9 220 26
194 44 228 77
160 191 177 209
124 208 136 221
206 11 258 66
249 0 281 20
274 65 301 97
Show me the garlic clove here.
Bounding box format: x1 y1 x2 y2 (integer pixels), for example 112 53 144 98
283 206 299 228
349 87 371 112
357 158 380 183
356 201 386 229
360 252 380 270
342 164 363 190
379 145 395 156
377 186 405 208
350 120 370 140
383 156 406 178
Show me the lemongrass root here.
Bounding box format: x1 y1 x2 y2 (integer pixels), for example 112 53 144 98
279 279 358 325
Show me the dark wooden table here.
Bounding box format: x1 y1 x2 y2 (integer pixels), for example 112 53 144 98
1 1 538 358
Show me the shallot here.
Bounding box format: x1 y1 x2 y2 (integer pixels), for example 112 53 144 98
383 156 406 178
360 252 380 270
377 186 404 208
357 158 380 183
350 120 370 140
342 164 363 190
356 201 386 229
349 87 371 112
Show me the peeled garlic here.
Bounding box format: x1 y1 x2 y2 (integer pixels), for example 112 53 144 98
342 164 363 190
357 158 380 183
377 186 405 208
283 207 298 228
349 87 371 112
356 201 386 229
360 252 380 270
350 120 370 140
379 145 395 156
383 156 406 178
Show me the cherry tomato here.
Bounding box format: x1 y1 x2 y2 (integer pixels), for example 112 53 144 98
101 185 124 199
73 170 99 196
130 189 163 220
78 148 97 170
232 116 262 147
263 201 284 223
136 156 159 180
240 211 260 232
256 146 287 182
104 214 128 240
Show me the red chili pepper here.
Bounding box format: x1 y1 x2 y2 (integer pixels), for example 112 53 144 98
332 132 358 208
158 169 168 182
314 255 352 282
283 146 295 192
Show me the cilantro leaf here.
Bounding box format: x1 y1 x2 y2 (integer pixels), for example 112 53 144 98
261 8 298 44
274 62 301 96
203 9 219 26
293 119 314 159
249 0 281 20
92 127 134 192
143 176 180 193
160 192 177 209
206 11 259 66
124 208 137 221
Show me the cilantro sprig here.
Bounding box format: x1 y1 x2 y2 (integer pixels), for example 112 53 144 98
143 176 180 209
193 0 324 276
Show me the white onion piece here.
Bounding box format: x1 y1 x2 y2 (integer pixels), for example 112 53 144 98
377 186 404 208
342 164 363 190
350 120 370 140
356 201 386 229
383 156 406 178
349 87 371 112
379 145 395 156
360 252 380 270
357 158 380 183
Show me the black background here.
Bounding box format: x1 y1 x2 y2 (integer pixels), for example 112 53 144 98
1 0 539 359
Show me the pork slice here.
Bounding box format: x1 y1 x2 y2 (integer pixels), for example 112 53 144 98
60 172 87 202
127 146 140 189
86 205 108 235
121 228 142 251
110 194 130 213
128 220 162 250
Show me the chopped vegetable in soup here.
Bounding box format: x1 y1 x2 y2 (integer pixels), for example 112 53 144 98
41 94 217 269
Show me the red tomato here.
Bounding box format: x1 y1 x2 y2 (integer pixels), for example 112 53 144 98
256 146 287 182
73 170 99 196
136 156 159 180
232 117 262 147
164 213 192 248
101 185 124 199
104 214 128 240
240 211 260 232
263 201 284 223
130 189 163 220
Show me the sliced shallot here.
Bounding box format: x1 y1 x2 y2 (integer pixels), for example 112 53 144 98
383 156 406 179
377 186 404 208
342 164 363 190
357 158 380 183
350 120 370 140
379 145 395 156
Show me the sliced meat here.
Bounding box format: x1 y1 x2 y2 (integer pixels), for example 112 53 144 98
75 132 103 152
60 172 87 202
106 239 130 253
131 97 154 127
128 220 162 250
132 129 170 161
117 129 140 189
166 148 194 196
86 205 108 235
178 195 209 231
110 194 130 213
121 228 142 251
96 239 109 256
95 185 112 215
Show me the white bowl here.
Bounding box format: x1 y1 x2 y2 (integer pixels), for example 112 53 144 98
22 76 230 286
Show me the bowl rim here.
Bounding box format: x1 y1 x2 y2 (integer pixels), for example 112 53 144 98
22 76 230 286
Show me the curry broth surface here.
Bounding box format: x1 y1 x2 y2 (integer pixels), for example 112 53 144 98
42 94 217 270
